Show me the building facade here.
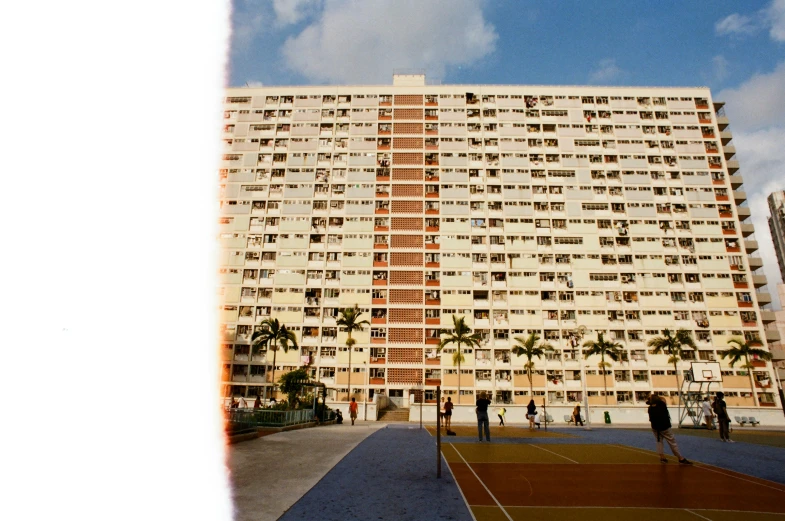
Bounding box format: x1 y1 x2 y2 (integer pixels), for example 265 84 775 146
768 191 785 284
219 75 781 415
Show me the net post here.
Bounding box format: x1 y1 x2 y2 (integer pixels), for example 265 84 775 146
436 385 441 479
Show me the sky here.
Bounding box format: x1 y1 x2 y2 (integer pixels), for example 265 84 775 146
230 0 785 308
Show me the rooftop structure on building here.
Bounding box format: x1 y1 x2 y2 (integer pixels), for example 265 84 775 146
218 73 783 421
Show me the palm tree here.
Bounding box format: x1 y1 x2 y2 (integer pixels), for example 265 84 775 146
582 333 624 405
647 328 696 416
438 315 483 400
336 304 369 403
718 337 773 407
251 318 298 401
511 332 554 402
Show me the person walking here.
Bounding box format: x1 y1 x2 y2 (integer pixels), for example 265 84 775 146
349 397 359 426
443 396 454 433
647 393 691 464
712 392 733 442
571 404 584 426
497 406 507 426
476 392 491 442
701 396 714 430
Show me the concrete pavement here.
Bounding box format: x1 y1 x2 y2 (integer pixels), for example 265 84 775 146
228 421 386 521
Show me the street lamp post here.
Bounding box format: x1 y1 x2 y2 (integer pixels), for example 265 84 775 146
363 361 368 421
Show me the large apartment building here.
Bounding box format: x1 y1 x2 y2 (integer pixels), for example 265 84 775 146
219 74 781 415
768 191 785 284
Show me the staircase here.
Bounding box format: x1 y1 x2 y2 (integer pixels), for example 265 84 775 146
377 408 410 422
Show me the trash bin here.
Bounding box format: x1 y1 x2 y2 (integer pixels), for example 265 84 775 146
604 411 611 424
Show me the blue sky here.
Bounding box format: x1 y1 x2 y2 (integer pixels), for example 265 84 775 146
230 0 785 305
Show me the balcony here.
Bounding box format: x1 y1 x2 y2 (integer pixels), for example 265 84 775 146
757 292 772 305
729 174 743 189
733 191 746 204
761 311 776 324
740 223 754 237
737 207 751 221
720 130 733 145
766 329 781 343
723 145 736 159
748 257 763 270
745 240 759 254
716 115 729 130
727 160 739 174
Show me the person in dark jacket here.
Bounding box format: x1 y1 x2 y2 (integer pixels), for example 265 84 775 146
526 400 537 430
476 392 491 442
647 393 691 465
712 392 733 443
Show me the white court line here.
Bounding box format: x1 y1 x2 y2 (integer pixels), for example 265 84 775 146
685 509 713 520
450 443 514 521
439 445 479 521
530 444 579 463
613 444 785 493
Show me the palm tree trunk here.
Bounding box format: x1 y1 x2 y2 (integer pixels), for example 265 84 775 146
457 355 461 402
347 333 352 403
746 355 758 407
673 360 681 425
528 365 533 401
271 348 277 400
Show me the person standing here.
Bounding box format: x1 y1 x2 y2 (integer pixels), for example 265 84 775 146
647 394 691 464
712 392 733 442
526 400 537 430
349 397 359 426
476 392 491 442
253 395 262 409
443 396 454 433
572 404 584 426
701 396 714 430
497 406 507 426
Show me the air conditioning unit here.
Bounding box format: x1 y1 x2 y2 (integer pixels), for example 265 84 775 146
621 276 629 283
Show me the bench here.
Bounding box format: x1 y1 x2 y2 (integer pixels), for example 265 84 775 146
734 416 746 426
564 414 584 424
748 416 760 426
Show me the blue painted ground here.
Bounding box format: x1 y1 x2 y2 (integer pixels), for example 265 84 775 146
279 425 473 521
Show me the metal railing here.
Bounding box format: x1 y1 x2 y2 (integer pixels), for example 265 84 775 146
226 408 315 431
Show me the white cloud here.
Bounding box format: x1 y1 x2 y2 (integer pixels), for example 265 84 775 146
245 80 264 87
280 0 497 84
715 0 785 41
715 61 785 132
588 58 623 84
272 0 321 26
768 0 785 41
715 13 758 36
718 65 785 307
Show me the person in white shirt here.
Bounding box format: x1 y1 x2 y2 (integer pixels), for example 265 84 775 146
701 397 714 430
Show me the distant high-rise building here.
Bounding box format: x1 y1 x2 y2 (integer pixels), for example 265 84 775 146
218 74 782 419
768 191 785 283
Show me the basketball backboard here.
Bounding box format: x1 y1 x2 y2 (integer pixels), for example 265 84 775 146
690 362 722 383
